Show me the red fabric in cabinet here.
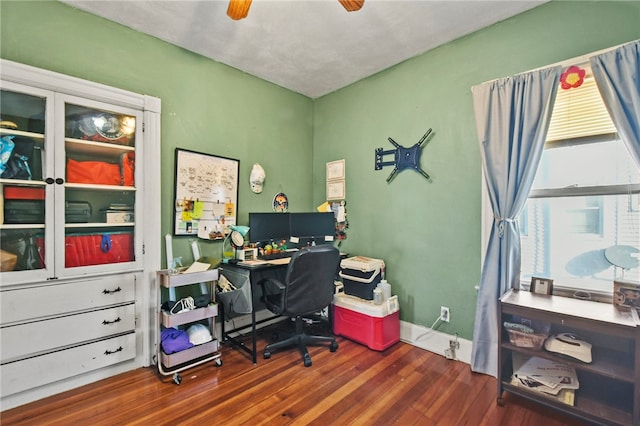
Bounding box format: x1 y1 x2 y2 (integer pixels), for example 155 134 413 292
65 232 134 267
3 186 45 200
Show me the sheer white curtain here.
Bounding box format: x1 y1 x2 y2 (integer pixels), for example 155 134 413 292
470 67 560 376
590 39 640 167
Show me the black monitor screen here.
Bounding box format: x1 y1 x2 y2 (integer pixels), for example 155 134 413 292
289 212 335 239
248 212 290 243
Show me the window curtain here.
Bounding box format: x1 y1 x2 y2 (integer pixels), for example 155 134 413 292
469 67 560 376
590 40 640 167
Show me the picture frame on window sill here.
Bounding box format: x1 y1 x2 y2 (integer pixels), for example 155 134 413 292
530 277 553 295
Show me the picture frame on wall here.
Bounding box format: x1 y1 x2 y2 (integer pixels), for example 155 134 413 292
530 277 554 295
613 280 640 313
326 159 345 181
326 180 345 200
173 148 239 238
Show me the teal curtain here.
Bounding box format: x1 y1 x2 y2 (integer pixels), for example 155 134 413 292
470 67 560 376
590 39 640 167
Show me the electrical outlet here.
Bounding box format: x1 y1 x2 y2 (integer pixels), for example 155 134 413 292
440 306 450 323
449 339 460 350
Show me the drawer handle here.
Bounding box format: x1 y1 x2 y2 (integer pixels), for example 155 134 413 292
102 317 122 325
102 286 122 294
105 346 123 355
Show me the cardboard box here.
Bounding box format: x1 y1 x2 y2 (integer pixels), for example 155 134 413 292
0 249 18 272
103 210 134 223
338 256 384 300
332 293 399 351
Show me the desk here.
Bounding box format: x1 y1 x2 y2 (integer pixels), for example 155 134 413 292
219 260 290 364
219 252 346 364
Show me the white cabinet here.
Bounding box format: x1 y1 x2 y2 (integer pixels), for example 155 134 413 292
0 60 161 409
1 73 148 284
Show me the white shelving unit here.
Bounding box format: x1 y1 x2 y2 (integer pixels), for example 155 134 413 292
156 269 222 384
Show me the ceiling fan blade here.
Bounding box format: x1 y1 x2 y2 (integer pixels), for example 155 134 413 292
227 0 252 20
338 0 365 12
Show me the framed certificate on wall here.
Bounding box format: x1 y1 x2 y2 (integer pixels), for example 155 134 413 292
326 159 345 181
327 180 345 200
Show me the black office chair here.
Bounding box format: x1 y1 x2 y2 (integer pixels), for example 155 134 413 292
257 245 340 367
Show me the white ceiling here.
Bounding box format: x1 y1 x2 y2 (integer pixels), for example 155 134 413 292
61 0 549 99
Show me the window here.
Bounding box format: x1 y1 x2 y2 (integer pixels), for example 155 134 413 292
518 65 640 299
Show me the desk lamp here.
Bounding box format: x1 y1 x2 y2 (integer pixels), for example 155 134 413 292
222 225 250 264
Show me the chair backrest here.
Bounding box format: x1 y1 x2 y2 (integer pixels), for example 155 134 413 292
282 245 340 316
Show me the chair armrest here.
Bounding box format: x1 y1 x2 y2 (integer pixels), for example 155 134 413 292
257 277 285 295
257 277 286 314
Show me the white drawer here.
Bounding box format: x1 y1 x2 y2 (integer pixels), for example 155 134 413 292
1 274 136 324
1 304 135 362
1 332 136 398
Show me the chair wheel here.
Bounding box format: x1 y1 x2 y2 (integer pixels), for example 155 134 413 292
264 350 271 359
173 373 182 385
215 358 223 367
330 341 338 352
303 354 312 367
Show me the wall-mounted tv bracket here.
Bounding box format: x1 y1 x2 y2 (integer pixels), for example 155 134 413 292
375 128 433 183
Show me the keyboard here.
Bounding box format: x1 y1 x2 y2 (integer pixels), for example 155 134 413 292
258 249 298 261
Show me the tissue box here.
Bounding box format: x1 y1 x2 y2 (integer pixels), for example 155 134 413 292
332 293 399 351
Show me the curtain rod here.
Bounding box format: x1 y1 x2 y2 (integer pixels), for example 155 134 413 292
477 40 633 86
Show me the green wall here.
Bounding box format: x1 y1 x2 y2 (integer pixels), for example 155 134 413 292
313 1 640 338
2 1 639 341
0 0 314 263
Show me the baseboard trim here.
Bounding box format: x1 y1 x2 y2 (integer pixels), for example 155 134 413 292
399 320 472 364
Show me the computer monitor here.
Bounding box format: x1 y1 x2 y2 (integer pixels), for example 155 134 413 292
289 212 335 241
248 212 290 244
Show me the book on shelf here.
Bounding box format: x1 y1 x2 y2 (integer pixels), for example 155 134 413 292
511 353 578 406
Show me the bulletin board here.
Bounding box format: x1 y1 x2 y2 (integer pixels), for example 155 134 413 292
173 148 239 238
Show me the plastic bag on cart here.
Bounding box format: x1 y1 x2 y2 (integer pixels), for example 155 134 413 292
161 327 193 354
217 268 252 318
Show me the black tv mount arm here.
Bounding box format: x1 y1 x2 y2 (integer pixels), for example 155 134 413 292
375 128 433 183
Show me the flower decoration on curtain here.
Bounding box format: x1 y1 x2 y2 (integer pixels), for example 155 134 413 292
560 65 586 90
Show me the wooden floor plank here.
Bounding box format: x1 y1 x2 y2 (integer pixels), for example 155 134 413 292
1 323 590 426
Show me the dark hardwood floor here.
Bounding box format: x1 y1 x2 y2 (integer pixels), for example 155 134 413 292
1 323 589 425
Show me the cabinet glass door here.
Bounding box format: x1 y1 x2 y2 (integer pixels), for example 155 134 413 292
57 95 143 275
0 83 54 285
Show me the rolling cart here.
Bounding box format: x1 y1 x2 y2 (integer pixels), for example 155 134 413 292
156 269 222 384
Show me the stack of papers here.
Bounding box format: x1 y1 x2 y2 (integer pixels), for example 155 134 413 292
183 261 211 273
511 353 578 405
